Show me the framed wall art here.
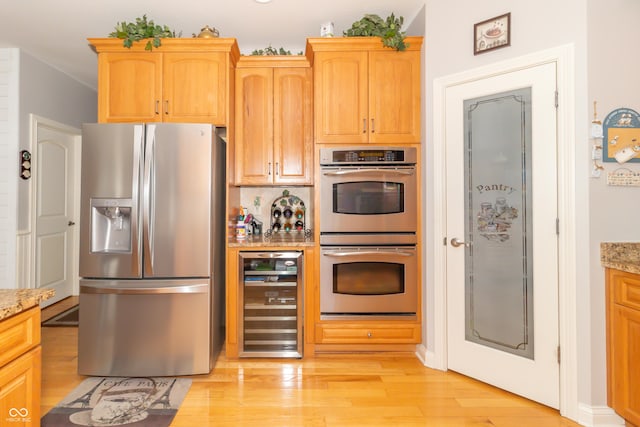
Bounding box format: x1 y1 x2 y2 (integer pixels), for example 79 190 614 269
602 107 640 163
474 13 511 55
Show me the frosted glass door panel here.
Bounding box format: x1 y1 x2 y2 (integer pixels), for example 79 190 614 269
463 88 533 359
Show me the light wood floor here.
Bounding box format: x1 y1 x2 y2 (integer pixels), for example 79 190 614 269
41 298 581 427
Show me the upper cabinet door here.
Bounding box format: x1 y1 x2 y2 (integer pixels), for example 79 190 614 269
308 37 423 144
163 52 227 124
97 52 163 123
368 51 421 144
235 67 274 185
91 38 239 126
273 68 313 185
313 51 369 144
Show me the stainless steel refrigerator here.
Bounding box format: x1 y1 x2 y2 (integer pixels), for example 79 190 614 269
78 123 226 377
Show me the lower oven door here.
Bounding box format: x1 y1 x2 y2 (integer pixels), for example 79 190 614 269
320 246 417 317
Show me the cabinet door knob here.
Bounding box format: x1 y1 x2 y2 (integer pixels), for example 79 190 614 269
367 331 372 338
371 118 375 133
362 118 367 133
164 100 169 115
155 100 160 115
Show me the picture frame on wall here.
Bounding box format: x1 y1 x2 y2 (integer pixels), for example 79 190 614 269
474 13 511 55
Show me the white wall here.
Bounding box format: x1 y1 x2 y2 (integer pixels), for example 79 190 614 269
586 0 640 407
0 48 96 289
17 51 96 232
422 0 598 418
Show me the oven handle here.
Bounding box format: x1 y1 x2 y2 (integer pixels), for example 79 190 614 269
323 250 415 257
322 168 414 176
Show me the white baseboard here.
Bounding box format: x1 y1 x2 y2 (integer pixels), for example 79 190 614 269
577 403 624 427
415 343 427 365
415 344 447 371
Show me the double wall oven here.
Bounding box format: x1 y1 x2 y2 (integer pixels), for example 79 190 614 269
319 147 418 319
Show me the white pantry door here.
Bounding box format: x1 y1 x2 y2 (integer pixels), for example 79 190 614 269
445 62 560 408
34 120 79 307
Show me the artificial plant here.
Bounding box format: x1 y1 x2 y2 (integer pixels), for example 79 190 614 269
343 13 408 51
109 15 175 51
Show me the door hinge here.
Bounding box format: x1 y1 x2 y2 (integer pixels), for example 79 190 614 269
556 218 560 235
557 346 561 364
554 90 559 108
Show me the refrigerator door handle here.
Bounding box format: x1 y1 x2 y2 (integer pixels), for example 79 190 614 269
143 124 156 275
132 125 143 276
81 282 208 295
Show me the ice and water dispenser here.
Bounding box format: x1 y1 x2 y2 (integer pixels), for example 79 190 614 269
90 198 132 253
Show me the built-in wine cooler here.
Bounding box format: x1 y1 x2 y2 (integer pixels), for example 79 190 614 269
239 251 303 358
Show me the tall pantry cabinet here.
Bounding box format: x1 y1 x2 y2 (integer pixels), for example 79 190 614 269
88 38 240 125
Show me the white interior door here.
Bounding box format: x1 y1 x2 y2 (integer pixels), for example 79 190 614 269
445 62 559 408
34 120 79 307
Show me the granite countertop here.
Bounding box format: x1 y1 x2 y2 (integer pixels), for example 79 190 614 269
0 288 55 322
601 242 640 275
228 232 314 248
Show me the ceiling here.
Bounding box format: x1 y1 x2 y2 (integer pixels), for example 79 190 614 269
0 0 424 90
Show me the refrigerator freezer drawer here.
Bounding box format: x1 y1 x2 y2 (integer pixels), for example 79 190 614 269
78 279 211 376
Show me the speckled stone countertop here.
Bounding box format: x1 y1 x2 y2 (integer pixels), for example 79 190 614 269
228 232 314 248
0 288 55 322
601 242 640 275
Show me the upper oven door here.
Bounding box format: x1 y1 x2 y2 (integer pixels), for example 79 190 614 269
319 166 417 233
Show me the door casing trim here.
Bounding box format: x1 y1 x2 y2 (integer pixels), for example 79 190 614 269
427 44 578 420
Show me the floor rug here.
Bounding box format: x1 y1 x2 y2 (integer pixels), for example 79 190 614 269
42 305 79 327
41 377 192 427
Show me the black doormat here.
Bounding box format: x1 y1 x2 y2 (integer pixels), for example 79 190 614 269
42 305 78 327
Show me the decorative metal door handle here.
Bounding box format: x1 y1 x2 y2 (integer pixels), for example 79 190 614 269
68 221 76 226
450 237 470 247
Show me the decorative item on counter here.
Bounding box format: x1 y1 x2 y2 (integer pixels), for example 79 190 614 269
269 189 306 233
236 207 248 240
602 107 640 164
193 25 219 38
251 218 263 235
235 217 247 240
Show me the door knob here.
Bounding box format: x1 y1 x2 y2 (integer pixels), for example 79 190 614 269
450 237 470 247
68 221 76 226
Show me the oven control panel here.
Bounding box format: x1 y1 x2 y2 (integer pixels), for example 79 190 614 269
319 147 416 165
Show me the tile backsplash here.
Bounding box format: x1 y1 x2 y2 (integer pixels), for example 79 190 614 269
239 187 313 232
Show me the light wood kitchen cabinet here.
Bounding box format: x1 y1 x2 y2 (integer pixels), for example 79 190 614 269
234 57 313 185
0 307 41 426
606 268 640 426
307 37 423 144
89 38 240 125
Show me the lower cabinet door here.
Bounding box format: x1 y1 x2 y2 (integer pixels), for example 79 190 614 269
611 304 640 425
0 346 41 427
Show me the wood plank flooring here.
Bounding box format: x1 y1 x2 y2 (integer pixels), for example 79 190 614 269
41 298 581 426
